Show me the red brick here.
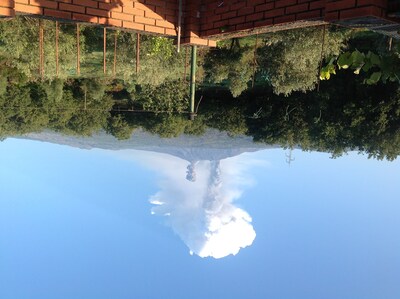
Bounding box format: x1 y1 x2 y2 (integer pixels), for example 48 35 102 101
15 3 43 14
156 6 175 16
86 7 110 17
134 15 156 25
144 24 165 34
0 0 13 7
254 18 273 26
164 14 176 23
221 10 237 19
73 0 98 8
112 11 133 21
123 21 145 30
274 14 296 23
186 37 209 46
205 28 221 36
339 5 383 18
133 2 155 11
325 0 356 12
44 8 71 19
98 17 122 26
286 3 309 14
189 30 200 37
324 10 338 20
264 8 284 18
123 6 144 15
59 3 85 13
246 12 264 21
72 12 98 22
30 0 58 9
206 2 218 11
165 28 177 35
296 9 322 19
255 3 274 12
309 0 326 9
166 1 177 10
228 16 245 25
231 2 246 10
214 19 229 28
156 19 175 28
357 0 387 8
275 0 297 8
99 2 123 11
0 7 14 16
145 9 163 19
215 5 230 14
235 21 255 30
208 40 217 47
201 21 214 30
238 6 255 16
120 0 134 7
145 0 166 7
247 0 266 6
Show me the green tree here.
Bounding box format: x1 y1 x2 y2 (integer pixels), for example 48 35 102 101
106 114 134 140
204 39 254 97
258 26 349 96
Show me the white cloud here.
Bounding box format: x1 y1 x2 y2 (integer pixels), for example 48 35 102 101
112 149 260 259
144 154 257 259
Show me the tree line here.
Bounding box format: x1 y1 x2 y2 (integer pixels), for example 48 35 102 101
1 17 399 160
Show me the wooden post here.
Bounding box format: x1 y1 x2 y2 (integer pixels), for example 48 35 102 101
113 31 117 77
136 33 140 74
55 21 59 77
76 24 80 76
103 27 107 74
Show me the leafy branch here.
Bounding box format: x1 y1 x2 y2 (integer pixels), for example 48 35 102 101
320 50 400 85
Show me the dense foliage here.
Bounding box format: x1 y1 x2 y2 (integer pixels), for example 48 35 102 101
1 17 399 160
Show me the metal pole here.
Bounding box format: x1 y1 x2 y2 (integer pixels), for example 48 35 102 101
76 24 80 75
177 0 182 53
189 45 197 120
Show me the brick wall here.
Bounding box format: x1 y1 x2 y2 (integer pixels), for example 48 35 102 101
200 0 327 37
0 0 215 46
198 0 395 38
11 0 179 34
325 0 387 21
0 0 14 17
0 0 396 44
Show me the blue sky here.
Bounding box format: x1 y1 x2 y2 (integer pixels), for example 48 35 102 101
1 138 400 299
